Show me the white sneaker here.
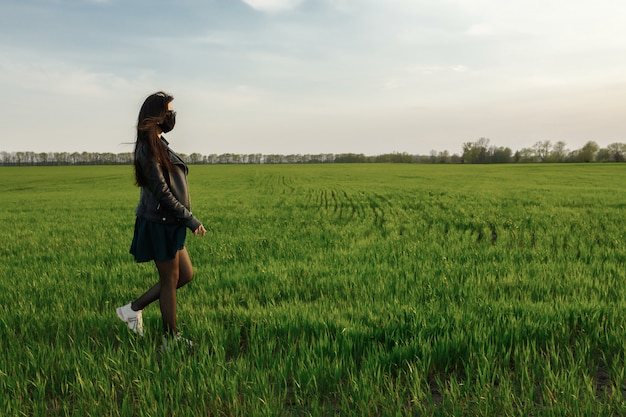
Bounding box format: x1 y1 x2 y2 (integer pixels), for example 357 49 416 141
162 333 193 352
116 302 144 336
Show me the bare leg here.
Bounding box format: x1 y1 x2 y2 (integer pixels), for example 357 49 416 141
130 248 195 334
131 248 194 310
158 247 194 334
155 252 179 334
159 248 194 335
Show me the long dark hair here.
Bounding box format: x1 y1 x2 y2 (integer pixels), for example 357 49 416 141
134 91 175 186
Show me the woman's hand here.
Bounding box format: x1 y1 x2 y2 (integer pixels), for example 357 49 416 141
194 224 207 237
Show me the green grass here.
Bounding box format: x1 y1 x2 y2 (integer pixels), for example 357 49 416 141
1 163 626 416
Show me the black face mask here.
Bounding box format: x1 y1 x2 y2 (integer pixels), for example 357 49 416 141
159 111 176 133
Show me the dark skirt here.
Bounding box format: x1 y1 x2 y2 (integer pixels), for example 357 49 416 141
130 217 186 262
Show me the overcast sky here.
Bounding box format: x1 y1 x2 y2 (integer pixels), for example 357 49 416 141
1 0 625 156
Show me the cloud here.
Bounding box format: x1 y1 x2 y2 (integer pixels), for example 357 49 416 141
406 65 468 75
0 53 132 98
466 24 496 37
380 64 470 95
242 0 304 13
383 79 399 90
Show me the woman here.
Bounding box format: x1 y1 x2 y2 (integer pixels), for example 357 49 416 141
116 91 206 350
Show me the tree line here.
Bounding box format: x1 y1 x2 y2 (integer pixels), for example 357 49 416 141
459 139 626 164
1 140 625 166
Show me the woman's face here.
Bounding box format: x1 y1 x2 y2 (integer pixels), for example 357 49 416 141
158 100 176 134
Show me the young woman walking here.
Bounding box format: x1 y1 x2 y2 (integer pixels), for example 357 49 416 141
116 91 206 350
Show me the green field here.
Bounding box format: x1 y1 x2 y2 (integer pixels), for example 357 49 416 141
1 163 626 416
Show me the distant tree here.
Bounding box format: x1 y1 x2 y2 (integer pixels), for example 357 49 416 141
516 147 536 163
101 153 115 164
578 141 600 162
249 153 263 164
0 152 9 164
605 142 626 162
461 142 472 163
385 152 414 163
548 141 568 162
24 152 37 165
533 140 551 162
596 148 611 162
188 153 203 164
374 154 391 163
264 154 282 164
116 152 133 164
437 150 451 163
336 153 367 163
490 146 513 163
462 137 490 163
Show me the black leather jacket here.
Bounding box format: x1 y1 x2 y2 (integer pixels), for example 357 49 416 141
134 137 202 231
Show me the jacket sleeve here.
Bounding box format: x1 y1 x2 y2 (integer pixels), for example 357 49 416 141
138 151 202 231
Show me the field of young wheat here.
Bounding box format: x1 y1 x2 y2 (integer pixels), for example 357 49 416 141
1 163 625 416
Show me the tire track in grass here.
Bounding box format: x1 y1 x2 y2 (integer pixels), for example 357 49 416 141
366 193 387 229
304 185 411 236
307 187 372 224
339 190 358 221
364 191 412 234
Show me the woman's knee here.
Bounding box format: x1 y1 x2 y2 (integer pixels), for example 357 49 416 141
179 268 194 287
177 248 194 286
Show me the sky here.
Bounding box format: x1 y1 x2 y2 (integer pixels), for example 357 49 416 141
1 0 625 156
